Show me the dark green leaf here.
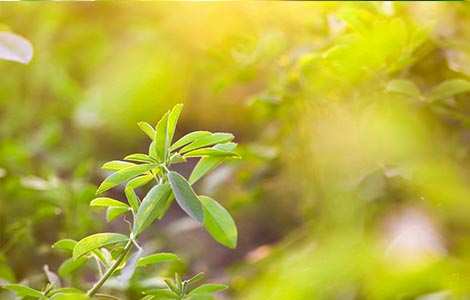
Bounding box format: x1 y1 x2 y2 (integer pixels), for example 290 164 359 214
52 239 77 251
138 253 179 267
138 121 156 140
73 233 129 260
189 143 237 184
90 197 129 209
102 160 136 171
168 171 204 224
170 131 211 151
97 163 159 193
199 196 237 248
2 284 44 298
106 206 129 222
125 187 141 213
124 153 157 163
188 284 227 296
428 79 470 102
58 257 87 277
133 183 172 236
180 133 234 153
127 174 154 189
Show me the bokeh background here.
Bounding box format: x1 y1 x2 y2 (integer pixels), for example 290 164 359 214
1 2 470 300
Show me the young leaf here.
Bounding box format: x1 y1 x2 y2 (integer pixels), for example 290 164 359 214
428 79 470 102
127 174 154 189
164 279 180 295
138 122 156 140
58 257 87 277
73 233 129 260
154 111 170 163
2 284 44 298
199 196 237 248
186 272 204 285
52 239 77 251
167 104 183 147
183 148 239 158
102 160 136 171
133 183 172 236
187 284 227 296
169 131 211 151
97 163 159 193
189 143 237 184
138 253 179 267
124 153 157 163
168 171 204 224
106 207 129 222
180 133 234 153
125 187 141 213
90 197 129 209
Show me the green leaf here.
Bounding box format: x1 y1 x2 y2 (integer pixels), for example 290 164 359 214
90 197 129 209
428 79 470 102
138 121 156 140
164 279 179 295
180 133 234 153
0 32 33 64
2 284 44 298
149 141 158 160
133 183 172 236
155 111 170 163
52 239 77 251
199 196 237 248
102 160 136 171
47 288 83 297
106 206 129 222
187 284 227 296
97 163 159 193
145 289 179 299
167 104 183 147
186 272 204 285
170 131 211 151
73 233 129 260
127 174 154 189
183 148 239 158
169 153 186 164
168 171 204 224
49 293 88 300
385 79 421 98
189 143 237 184
138 253 179 267
58 257 87 277
125 187 141 213
124 153 157 163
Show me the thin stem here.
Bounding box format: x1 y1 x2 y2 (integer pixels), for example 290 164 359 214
87 239 133 298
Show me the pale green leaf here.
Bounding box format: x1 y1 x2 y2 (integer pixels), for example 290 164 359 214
52 239 77 251
124 153 157 163
155 111 170 163
138 122 156 140
168 171 204 224
428 79 470 102
102 160 136 171
97 163 159 193
90 197 129 209
199 196 237 248
187 284 227 296
106 206 129 222
183 148 239 158
180 133 234 153
145 289 179 299
169 131 211 151
49 293 88 300
127 174 154 189
385 79 421 98
58 257 87 277
125 187 141 213
189 143 237 184
137 253 179 267
73 233 128 259
167 104 183 147
2 284 44 298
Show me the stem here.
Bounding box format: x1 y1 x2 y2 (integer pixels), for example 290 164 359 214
87 239 133 298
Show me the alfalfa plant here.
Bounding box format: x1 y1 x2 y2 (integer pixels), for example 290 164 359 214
2 104 239 300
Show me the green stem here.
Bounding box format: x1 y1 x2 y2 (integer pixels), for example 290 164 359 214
87 239 133 298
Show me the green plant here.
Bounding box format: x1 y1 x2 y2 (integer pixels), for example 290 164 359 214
2 104 239 300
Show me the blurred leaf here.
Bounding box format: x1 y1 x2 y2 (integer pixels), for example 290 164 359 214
124 153 157 163
44 265 61 288
170 131 211 151
180 133 234 153
106 206 129 222
2 284 44 298
168 171 204 224
428 79 470 102
97 163 159 193
385 79 421 98
187 284 227 296
133 183 172 236
102 161 136 171
189 143 237 184
52 239 77 252
0 32 33 64
90 197 129 209
48 293 88 300
145 289 179 299
199 196 237 248
127 174 154 189
138 122 156 140
73 233 128 259
183 148 239 158
137 253 179 267
58 257 87 277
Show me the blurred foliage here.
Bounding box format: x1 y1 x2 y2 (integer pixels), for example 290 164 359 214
0 2 469 300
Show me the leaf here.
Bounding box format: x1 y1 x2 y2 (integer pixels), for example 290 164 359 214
186 272 204 285
0 32 33 64
119 249 143 284
102 160 136 171
49 293 88 300
127 174 154 189
2 284 44 298
58 257 87 277
133 183 172 236
169 131 211 151
97 163 159 193
183 148 239 158
199 196 237 248
145 289 179 299
180 133 234 153
138 122 156 140
155 111 170 163
189 143 237 184
428 79 470 102
149 141 158 160
124 153 157 163
167 104 183 147
44 265 61 288
106 207 129 222
187 284 227 296
47 288 83 297
168 171 204 224
90 197 129 209
164 279 179 295
169 153 186 164
52 239 77 251
125 187 141 213
73 233 129 260
385 79 421 98
137 253 179 267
